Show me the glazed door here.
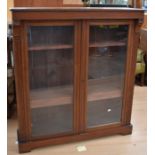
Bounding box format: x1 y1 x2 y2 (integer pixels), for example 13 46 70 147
27 22 80 138
86 22 129 129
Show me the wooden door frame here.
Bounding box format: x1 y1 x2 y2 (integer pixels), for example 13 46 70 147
13 22 32 145
79 19 135 133
16 20 82 142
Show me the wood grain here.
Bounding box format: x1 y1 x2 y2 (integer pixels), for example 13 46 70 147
89 41 126 48
11 8 144 22
30 75 122 108
12 7 144 153
29 44 73 51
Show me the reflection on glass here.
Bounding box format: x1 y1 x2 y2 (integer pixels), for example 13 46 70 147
90 0 129 5
28 26 74 137
87 25 128 127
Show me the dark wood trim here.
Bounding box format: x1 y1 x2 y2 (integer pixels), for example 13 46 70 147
79 20 89 133
24 20 75 26
121 20 135 125
11 7 143 12
18 124 132 153
88 19 132 25
11 8 144 21
30 131 75 142
13 23 31 142
23 22 32 140
12 11 143 21
73 21 82 134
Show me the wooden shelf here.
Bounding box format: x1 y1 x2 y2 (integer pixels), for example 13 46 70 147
29 44 73 51
30 85 73 108
88 75 122 102
89 41 126 48
30 75 122 109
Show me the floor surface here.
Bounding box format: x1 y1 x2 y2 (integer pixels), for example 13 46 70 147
7 86 147 155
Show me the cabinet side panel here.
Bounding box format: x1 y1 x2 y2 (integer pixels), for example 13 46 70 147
13 24 31 141
122 20 141 124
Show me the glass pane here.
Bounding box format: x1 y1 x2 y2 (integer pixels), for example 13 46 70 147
87 25 128 128
28 26 74 137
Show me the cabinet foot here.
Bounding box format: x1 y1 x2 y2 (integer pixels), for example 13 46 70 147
17 131 31 153
120 124 133 135
18 142 31 153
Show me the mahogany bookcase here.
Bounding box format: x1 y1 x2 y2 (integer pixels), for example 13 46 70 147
11 7 144 153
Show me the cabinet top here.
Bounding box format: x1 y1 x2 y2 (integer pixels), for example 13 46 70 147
11 7 144 12
11 7 144 21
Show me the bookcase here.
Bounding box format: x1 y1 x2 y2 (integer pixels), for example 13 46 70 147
11 7 144 153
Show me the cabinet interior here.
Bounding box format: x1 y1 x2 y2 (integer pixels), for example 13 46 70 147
28 24 128 137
